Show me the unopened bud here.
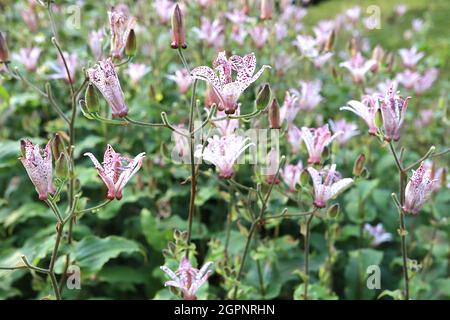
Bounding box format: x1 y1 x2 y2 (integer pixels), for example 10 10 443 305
256 83 271 110
260 0 273 20
375 109 383 129
0 32 9 62
353 153 366 176
386 52 395 73
52 133 65 161
171 4 187 49
242 0 250 15
55 153 68 178
268 98 280 129
300 169 309 187
20 139 27 157
371 45 384 73
85 83 100 114
324 29 335 52
350 38 358 58
125 29 137 56
327 203 340 219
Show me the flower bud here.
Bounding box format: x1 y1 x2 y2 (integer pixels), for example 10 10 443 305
20 139 27 157
324 29 335 52
0 32 9 62
371 45 384 73
171 4 187 49
125 29 137 56
353 153 366 176
256 83 271 110
268 98 280 129
260 0 273 20
386 52 395 73
350 38 358 58
300 169 310 187
55 153 68 179
52 133 65 161
85 83 100 114
242 0 250 15
327 203 340 219
374 109 383 129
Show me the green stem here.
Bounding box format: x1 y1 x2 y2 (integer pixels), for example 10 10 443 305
303 213 314 300
186 79 198 256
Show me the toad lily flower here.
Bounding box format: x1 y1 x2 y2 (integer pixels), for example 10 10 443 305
13 47 41 72
87 58 128 118
108 8 136 58
160 257 213 300
84 144 145 200
281 161 303 192
191 51 270 114
307 164 353 208
195 134 253 179
340 98 379 135
19 139 55 201
403 162 436 214
364 223 392 247
339 52 376 84
398 46 424 69
167 68 192 94
380 85 410 142
301 125 341 165
125 63 150 86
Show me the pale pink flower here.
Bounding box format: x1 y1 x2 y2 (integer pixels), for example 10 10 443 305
313 52 333 69
339 52 376 84
84 144 145 200
313 20 335 45
307 164 353 208
329 119 359 145
364 223 392 247
375 79 398 94
13 47 41 72
398 46 424 69
403 162 436 214
87 58 128 117
273 53 294 76
160 257 213 300
340 98 379 135
248 26 269 49
225 9 250 25
301 125 341 164
153 0 176 24
193 17 224 48
49 51 78 84
265 148 281 184
281 5 307 29
423 160 445 193
195 134 253 179
412 19 425 32
414 109 434 127
191 51 270 114
280 91 299 126
19 139 55 201
281 161 303 192
20 7 38 32
275 22 288 41
88 29 104 59
108 8 136 58
396 69 421 89
379 85 410 142
395 4 407 17
197 0 214 8
345 6 361 23
167 68 192 94
287 125 302 154
231 26 248 46
125 63 150 86
290 80 323 110
293 34 319 58
414 68 439 95
212 108 240 136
